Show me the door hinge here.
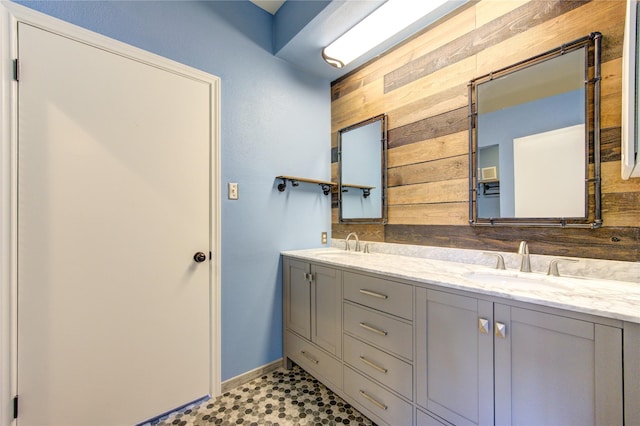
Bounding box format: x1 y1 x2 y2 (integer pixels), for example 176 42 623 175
13 59 19 82
13 395 18 419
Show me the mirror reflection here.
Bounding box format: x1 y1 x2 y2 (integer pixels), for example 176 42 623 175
470 34 601 227
339 115 387 223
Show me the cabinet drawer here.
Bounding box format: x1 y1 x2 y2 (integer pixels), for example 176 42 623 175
344 303 413 360
344 272 412 320
285 330 342 390
344 334 412 400
344 366 413 426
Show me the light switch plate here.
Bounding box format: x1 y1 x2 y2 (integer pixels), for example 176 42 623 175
228 182 238 200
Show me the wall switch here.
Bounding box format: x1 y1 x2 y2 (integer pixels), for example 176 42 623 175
228 182 239 200
321 232 327 244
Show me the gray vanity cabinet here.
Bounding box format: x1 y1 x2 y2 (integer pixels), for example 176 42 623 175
416 288 494 426
416 287 624 426
283 258 343 388
283 254 630 426
493 304 623 426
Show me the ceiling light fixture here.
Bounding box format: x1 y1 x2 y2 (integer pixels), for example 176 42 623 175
322 0 449 69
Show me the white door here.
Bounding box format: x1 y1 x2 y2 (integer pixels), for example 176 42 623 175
17 22 213 425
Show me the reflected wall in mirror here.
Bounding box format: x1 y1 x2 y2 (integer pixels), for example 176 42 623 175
338 114 387 223
469 33 602 228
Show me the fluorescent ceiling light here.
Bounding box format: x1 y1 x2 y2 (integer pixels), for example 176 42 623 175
322 0 449 68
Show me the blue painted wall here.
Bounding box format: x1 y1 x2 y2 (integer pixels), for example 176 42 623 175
16 0 331 381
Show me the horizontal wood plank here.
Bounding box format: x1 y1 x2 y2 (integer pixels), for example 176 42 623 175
388 107 467 149
388 203 468 226
601 161 640 194
384 224 640 262
388 155 468 187
388 131 468 169
386 84 468 131
332 223 385 242
602 192 640 227
475 0 529 27
388 178 468 205
601 127 622 162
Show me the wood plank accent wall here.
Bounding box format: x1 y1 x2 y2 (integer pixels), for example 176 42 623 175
331 0 640 262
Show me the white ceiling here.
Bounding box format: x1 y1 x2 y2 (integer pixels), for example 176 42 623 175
250 0 286 15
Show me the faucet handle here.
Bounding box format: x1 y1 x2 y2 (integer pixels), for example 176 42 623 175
547 258 578 276
517 240 529 254
483 252 506 270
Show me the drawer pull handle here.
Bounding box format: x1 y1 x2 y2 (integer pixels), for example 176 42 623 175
359 289 388 300
359 390 388 411
359 356 388 374
300 350 319 364
359 322 388 336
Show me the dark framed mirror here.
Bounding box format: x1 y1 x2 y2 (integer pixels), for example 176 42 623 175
338 114 387 223
469 33 602 228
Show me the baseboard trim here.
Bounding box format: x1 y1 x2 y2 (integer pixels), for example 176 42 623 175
221 358 283 393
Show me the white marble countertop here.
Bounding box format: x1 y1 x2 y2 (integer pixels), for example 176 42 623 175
282 247 640 324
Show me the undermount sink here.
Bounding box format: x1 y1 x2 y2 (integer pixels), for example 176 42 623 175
314 251 366 259
463 270 573 290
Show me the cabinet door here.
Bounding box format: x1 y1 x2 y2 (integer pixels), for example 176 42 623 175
311 264 342 356
284 259 311 340
494 304 623 426
416 288 494 426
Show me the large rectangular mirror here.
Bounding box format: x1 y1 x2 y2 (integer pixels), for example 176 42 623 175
469 33 602 228
338 114 387 223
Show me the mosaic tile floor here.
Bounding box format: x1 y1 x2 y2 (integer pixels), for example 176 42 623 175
153 364 376 426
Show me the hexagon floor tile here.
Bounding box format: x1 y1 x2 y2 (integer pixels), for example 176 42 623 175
150 365 376 426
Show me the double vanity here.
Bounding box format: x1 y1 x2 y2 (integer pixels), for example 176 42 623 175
282 242 640 426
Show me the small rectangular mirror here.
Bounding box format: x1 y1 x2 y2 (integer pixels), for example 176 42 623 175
338 114 387 223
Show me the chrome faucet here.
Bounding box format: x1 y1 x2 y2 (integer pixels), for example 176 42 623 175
483 252 506 270
518 241 531 272
345 232 360 252
547 258 578 276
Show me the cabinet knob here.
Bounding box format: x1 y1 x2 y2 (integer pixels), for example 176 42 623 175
495 322 506 339
479 317 490 334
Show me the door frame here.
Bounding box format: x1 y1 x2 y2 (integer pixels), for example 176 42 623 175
0 3 222 424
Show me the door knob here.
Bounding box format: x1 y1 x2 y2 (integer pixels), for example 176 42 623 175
193 252 207 263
